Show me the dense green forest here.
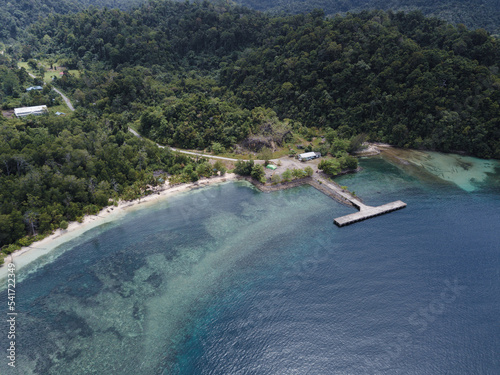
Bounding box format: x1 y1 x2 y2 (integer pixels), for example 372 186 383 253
0 56 32 104
234 0 500 34
220 11 500 156
25 1 266 69
0 0 144 42
21 3 500 157
0 61 220 261
1 1 500 258
2 0 499 43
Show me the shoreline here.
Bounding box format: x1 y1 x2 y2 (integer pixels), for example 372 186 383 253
0 173 237 280
2 144 494 280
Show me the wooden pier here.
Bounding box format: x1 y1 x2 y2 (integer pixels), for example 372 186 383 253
334 200 407 227
312 175 407 227
246 174 406 227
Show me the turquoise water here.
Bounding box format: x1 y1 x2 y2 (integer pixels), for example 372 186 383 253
1 155 499 374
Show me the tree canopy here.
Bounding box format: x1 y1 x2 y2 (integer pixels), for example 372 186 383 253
0 0 145 42
232 0 500 34
1 2 500 259
17 4 499 157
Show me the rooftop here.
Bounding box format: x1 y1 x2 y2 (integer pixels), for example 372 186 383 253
14 105 48 117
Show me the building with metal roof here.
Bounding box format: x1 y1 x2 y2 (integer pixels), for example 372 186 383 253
298 152 321 161
26 86 43 92
14 105 48 118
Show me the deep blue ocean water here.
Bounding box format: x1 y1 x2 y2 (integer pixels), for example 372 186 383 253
1 156 499 374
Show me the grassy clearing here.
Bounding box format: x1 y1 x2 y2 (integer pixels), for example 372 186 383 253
18 60 80 84
48 103 70 114
18 60 77 111
44 69 80 84
44 70 62 84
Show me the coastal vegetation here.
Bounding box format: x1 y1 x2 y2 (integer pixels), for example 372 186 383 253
0 68 206 262
1 0 500 259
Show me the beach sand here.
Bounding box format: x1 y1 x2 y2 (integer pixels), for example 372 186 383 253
0 174 237 280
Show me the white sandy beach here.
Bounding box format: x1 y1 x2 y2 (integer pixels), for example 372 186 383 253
0 174 237 281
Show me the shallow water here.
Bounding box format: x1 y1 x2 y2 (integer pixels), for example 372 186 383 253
378 147 500 192
1 154 499 374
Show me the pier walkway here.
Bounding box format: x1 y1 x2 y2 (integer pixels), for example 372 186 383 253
247 174 406 226
333 200 407 226
313 175 406 227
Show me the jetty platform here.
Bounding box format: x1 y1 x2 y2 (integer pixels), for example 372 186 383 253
334 200 407 226
312 176 407 227
245 174 406 227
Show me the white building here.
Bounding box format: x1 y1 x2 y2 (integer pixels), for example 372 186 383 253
26 86 43 92
298 151 321 161
14 105 48 118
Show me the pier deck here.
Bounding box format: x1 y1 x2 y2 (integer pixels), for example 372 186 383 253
246 174 406 226
313 176 407 227
334 200 407 227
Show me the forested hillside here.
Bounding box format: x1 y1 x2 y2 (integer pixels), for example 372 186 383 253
233 0 500 34
26 1 266 70
220 11 500 156
0 0 144 41
22 2 500 157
